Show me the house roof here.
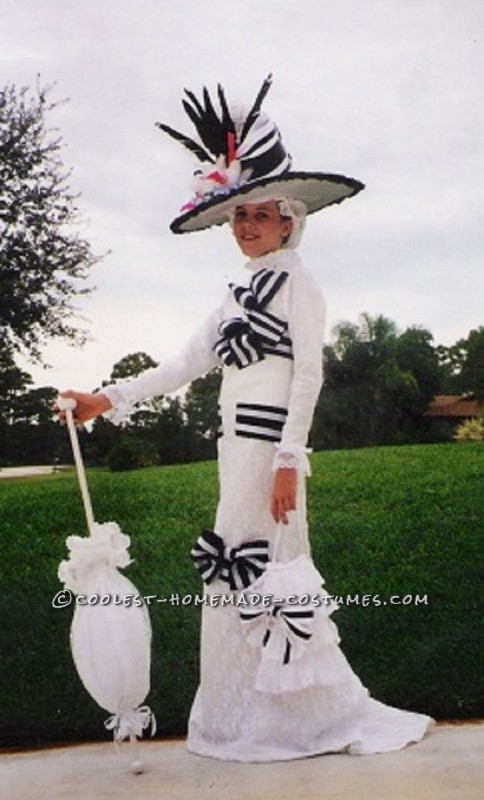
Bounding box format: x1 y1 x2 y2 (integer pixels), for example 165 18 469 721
425 395 481 418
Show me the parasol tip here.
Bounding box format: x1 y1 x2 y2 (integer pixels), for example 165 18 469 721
131 759 144 774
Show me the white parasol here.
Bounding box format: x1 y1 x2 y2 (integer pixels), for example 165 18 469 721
240 510 340 695
56 397 155 773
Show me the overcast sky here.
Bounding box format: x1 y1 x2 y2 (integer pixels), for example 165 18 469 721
2 0 483 393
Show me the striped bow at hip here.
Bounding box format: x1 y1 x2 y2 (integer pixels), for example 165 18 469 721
240 603 314 664
214 269 292 369
190 530 269 590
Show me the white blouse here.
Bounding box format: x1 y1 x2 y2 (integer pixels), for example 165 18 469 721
101 249 326 472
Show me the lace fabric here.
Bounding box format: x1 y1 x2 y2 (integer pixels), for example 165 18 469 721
187 354 434 760
99 250 434 760
273 443 312 475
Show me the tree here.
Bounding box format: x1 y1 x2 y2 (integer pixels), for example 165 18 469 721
0 348 66 466
439 327 484 400
0 345 33 424
0 81 99 361
184 368 222 459
101 351 163 423
107 352 159 382
313 313 444 449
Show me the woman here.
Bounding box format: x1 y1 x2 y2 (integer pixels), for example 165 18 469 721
60 76 434 761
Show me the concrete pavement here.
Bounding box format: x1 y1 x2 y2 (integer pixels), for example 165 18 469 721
0 722 482 800
0 465 70 479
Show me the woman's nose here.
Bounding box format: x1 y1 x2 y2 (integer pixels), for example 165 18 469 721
243 217 256 231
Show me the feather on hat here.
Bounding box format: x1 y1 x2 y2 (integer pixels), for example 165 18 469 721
156 75 364 234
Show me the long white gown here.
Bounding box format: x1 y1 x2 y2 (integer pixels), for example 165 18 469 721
104 248 434 762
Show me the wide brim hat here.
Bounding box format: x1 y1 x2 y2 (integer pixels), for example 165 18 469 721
156 75 364 234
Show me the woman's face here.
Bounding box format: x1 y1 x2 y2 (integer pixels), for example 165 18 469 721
232 200 292 258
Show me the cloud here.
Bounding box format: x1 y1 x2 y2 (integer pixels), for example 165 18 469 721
3 0 483 391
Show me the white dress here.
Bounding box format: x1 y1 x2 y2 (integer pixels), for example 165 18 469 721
103 248 434 762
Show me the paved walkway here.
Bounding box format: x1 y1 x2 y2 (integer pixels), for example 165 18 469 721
0 465 68 479
1 722 482 800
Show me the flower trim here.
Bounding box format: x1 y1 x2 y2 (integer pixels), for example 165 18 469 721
180 155 251 213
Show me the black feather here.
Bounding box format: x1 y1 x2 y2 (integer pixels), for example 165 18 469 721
183 88 205 117
157 76 274 166
240 73 273 143
217 83 235 134
181 86 229 159
201 87 227 155
155 122 214 163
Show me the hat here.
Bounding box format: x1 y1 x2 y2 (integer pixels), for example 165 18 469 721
156 75 364 234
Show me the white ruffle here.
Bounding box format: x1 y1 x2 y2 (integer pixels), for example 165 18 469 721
58 521 132 595
273 443 312 475
244 248 302 273
104 705 157 742
101 385 134 427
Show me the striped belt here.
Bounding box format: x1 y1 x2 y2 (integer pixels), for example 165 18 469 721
217 403 288 443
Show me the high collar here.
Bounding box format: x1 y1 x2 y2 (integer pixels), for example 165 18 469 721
243 248 302 273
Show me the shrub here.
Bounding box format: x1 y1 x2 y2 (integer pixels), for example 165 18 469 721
454 417 484 443
1 444 482 748
107 437 159 471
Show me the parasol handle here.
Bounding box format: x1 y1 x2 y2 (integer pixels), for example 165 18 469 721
56 397 95 535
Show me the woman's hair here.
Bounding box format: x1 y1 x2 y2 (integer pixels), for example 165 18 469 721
276 197 307 249
227 196 307 250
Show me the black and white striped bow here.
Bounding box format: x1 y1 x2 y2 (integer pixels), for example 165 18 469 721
240 603 314 664
214 269 290 369
231 268 288 310
190 530 269 590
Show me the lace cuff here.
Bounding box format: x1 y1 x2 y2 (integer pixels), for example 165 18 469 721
272 443 312 476
101 385 135 427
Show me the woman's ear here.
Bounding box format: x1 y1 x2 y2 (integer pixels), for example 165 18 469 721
281 218 293 245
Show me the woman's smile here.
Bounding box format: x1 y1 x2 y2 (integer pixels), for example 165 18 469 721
232 200 292 258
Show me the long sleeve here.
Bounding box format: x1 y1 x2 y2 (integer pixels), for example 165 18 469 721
102 305 224 424
274 266 326 471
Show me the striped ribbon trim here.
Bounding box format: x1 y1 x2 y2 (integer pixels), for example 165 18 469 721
214 269 293 369
235 402 287 443
240 604 314 665
190 530 269 590
231 269 288 310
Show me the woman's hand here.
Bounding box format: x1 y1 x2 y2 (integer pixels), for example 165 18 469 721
271 467 297 525
56 390 112 426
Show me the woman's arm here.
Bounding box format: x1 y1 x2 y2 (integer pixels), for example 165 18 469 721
270 267 326 523
60 305 224 426
279 267 326 457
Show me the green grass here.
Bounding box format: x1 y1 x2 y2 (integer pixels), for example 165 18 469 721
0 443 482 748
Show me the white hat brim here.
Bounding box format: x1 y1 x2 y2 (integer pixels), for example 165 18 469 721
170 171 364 233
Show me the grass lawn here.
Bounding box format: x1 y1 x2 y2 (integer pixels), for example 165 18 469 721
0 442 482 747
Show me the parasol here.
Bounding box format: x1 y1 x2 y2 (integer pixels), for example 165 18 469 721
56 397 155 773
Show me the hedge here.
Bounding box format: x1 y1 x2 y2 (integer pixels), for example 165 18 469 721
0 442 482 748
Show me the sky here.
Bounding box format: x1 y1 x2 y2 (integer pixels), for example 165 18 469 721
2 0 483 393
